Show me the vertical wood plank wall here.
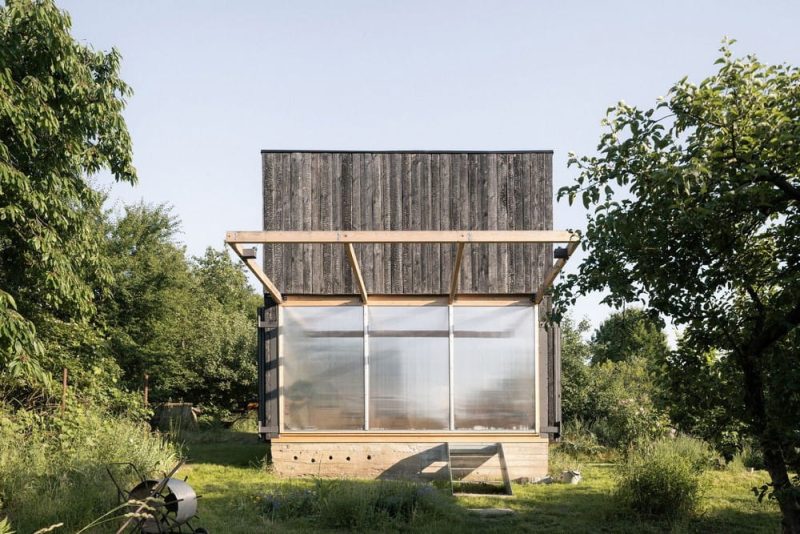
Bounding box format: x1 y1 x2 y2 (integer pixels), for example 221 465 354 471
262 151 554 294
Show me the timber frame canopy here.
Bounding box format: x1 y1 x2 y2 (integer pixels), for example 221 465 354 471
225 230 580 304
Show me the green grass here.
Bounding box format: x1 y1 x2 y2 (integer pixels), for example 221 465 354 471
176 430 782 533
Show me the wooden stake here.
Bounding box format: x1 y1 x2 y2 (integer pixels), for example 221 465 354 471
143 373 149 406
61 368 68 415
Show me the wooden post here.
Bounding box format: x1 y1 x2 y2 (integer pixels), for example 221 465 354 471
143 373 149 406
61 367 68 415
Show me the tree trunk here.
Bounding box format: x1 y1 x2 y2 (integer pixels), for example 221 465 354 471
738 345 800 533
761 433 800 534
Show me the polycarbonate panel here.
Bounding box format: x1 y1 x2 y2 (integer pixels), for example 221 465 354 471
368 307 449 430
282 306 364 430
454 306 535 430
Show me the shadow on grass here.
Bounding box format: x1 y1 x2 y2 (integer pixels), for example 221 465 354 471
694 507 781 534
456 466 781 534
176 435 782 533
182 431 268 467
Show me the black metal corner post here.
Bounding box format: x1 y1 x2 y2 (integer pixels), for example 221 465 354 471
258 294 280 442
550 319 562 441
256 306 267 439
540 296 562 441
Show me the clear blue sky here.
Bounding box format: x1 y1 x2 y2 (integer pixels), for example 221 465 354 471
61 0 800 333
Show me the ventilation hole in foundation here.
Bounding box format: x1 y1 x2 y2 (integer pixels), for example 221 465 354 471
329 455 333 460
346 456 351 461
311 458 316 463
293 456 298 461
367 455 372 460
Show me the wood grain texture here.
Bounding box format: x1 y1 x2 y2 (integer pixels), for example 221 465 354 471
261 151 553 294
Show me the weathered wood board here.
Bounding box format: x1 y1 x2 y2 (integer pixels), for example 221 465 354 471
262 151 554 295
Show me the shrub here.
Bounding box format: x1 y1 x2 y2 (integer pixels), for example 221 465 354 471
559 419 606 459
588 358 671 449
550 420 607 477
549 447 583 479
740 440 766 471
0 401 178 533
615 436 713 519
728 439 766 471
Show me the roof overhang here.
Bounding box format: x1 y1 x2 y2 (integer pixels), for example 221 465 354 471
225 230 580 306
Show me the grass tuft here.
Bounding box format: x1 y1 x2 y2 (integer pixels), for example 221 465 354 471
615 435 715 519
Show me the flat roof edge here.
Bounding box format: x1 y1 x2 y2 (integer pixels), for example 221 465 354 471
260 149 554 155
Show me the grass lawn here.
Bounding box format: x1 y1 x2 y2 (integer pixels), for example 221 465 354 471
177 430 781 533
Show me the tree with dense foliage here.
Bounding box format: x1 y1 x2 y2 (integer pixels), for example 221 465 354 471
104 203 259 409
557 41 800 531
657 344 747 462
590 308 668 366
560 313 668 449
558 315 592 424
0 0 136 387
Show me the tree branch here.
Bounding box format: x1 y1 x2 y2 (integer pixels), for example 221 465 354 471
747 300 800 355
757 172 800 203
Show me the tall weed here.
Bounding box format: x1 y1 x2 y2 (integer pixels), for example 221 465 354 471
259 478 456 530
559 419 606 459
728 439 766 471
0 401 177 533
615 435 714 519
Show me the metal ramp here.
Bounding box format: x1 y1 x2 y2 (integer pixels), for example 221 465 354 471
446 443 512 496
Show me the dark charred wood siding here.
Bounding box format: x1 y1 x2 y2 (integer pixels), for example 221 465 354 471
262 151 553 295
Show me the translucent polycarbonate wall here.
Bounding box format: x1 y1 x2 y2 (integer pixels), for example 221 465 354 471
280 304 536 432
368 307 450 430
453 306 535 430
282 306 364 430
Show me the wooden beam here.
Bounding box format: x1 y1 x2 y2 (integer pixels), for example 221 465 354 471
448 242 465 304
272 431 547 443
345 243 368 304
226 230 576 244
282 296 363 307
228 243 284 304
280 295 534 307
533 239 580 305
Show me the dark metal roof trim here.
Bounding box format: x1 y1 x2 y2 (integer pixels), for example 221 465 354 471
260 149 554 155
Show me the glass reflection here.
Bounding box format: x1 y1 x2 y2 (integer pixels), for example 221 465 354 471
368 307 449 430
454 306 535 430
282 306 364 430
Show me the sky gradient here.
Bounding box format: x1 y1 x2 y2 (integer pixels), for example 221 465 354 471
60 0 800 333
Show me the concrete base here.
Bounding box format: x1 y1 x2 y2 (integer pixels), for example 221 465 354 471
270 440 548 482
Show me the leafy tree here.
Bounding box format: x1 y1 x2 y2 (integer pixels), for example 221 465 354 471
590 308 668 366
0 0 135 386
559 315 592 424
104 204 259 410
103 203 190 392
658 344 747 461
586 357 669 449
558 41 800 530
192 248 261 315
559 313 668 449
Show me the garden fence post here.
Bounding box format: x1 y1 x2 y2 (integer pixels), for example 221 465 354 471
61 368 68 415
